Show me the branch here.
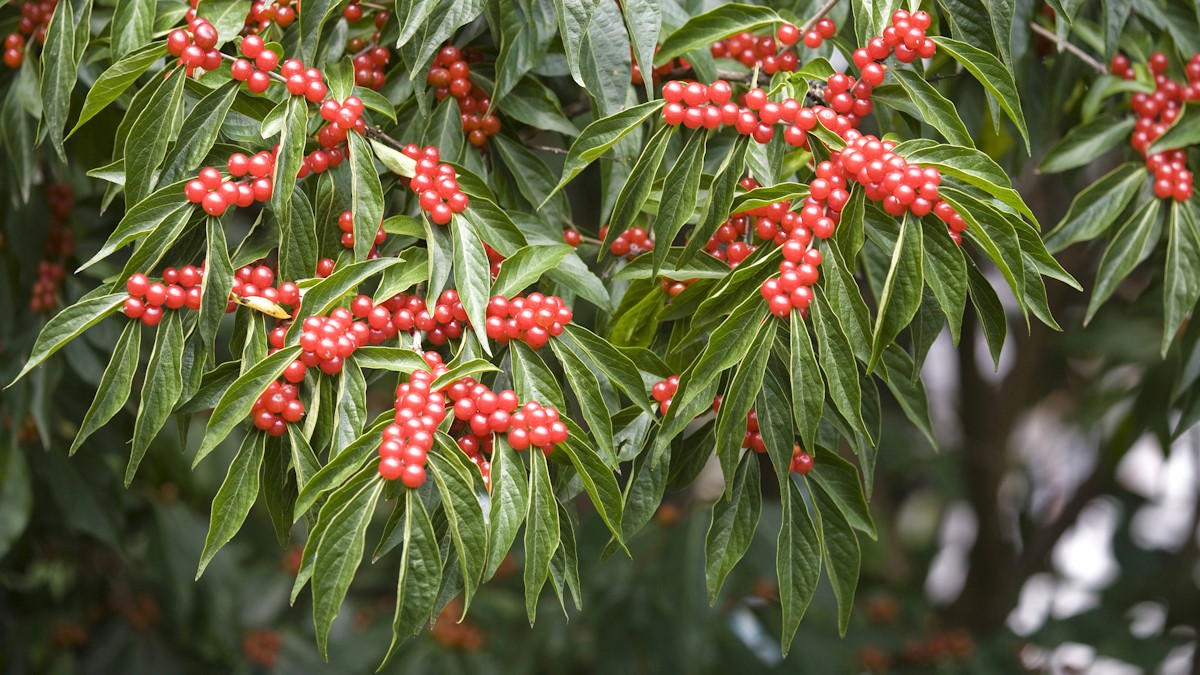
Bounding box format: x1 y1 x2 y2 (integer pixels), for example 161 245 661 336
363 125 407 151
1028 21 1108 74
799 0 841 36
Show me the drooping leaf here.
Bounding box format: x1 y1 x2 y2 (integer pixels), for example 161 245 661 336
1085 198 1162 324
450 215 493 355
704 451 762 604
1038 115 1135 173
651 129 708 276
931 37 1030 152
427 452 487 612
380 491 441 666
483 439 528 581
1044 164 1146 252
890 68 974 148
655 3 779 64
777 479 821 656
790 311 824 455
547 100 665 202
809 479 861 636
11 293 127 385
197 431 266 577
71 42 168 136
71 321 141 454
312 476 383 658
523 448 560 624
127 312 186 484
123 68 186 205
870 215 923 372
1162 200 1200 355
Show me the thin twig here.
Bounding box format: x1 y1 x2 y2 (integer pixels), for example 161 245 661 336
364 126 407 151
925 71 966 84
799 0 841 36
1028 21 1107 74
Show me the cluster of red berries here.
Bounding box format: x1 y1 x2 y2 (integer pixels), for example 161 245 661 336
651 376 679 414
251 380 305 436
427 46 501 148
709 22 809 75
632 45 688 85
299 144 346 177
790 444 814 475
378 353 449 487
710 396 767 453
351 45 392 90
818 133 964 241
229 264 299 312
292 309 370 376
483 293 573 350
857 10 936 66
448 377 522 486
30 185 76 313
230 34 278 94
166 17 222 74
704 215 757 267
2 0 55 67
761 247 822 318
244 0 295 33
454 430 494 488
184 150 276 216
122 269 204 326
506 400 568 454
599 224 654 259
400 144 470 224
316 96 366 149
1112 51 1197 201
336 211 387 254
380 290 469 345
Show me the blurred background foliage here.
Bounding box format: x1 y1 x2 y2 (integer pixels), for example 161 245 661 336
4 0 1200 672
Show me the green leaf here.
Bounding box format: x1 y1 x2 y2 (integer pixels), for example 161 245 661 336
271 96 310 232
1044 164 1147 252
111 0 156 60
39 0 79 162
1039 115 1135 173
2 80 35 204
503 77 580 137
809 450 876 538
578 0 631 118
0 446 33 558
461 197 528 257
547 100 665 202
920 218 968 343
623 0 662 98
450 216 493 355
777 479 821 656
352 346 429 373
901 144 1038 227
483 439 528 581
811 291 866 436
617 439 671 547
291 465 377 603
790 312 824 455
123 67 186 205
196 431 266 577
880 346 938 450
870 214 923 372
380 491 441 666
810 479 861 636
262 436 296 546
557 433 625 546
193 346 303 467
422 96 463 165
11 293 127 385
200 216 234 357
427 452 487 613
756 367 796 494
682 136 751 265
70 42 168 136
704 451 762 604
71 321 141 455
510 341 566 411
429 358 500 392
492 244 575 297
1164 200 1200 355
651 130 708 276
127 312 185 485
561 324 653 415
160 81 240 185
424 213 453 302
1085 198 1162 324
524 449 560 624
655 3 779 64
399 0 485 86
551 0 603 86
294 416 390 518
332 361 368 458
551 340 616 466
197 0 251 48
607 124 676 247
931 37 1030 152
715 320 773 497
312 477 383 658
79 180 191 271
966 258 1007 370
890 68 975 148
670 296 768 416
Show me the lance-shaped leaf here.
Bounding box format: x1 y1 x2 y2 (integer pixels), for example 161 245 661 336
269 96 309 231
1148 105 1200 154
901 144 1037 227
193 346 303 466
810 479 861 636
71 42 168 136
71 321 141 454
510 341 566 410
427 452 487 613
920 218 968 343
111 0 155 60
931 36 1030 152
160 81 240 185
966 258 1007 370
551 340 616 465
561 324 653 415
312 476 383 658
681 136 750 265
715 320 774 497
880 346 937 450
811 290 866 437
623 0 661 98
557 432 625 546
39 0 78 162
450 215 493 355
127 312 185 484
1085 198 1162 325
790 311 823 455
291 463 378 602
199 216 234 356
890 68 974 148
79 180 191 271
379 490 441 667
351 346 428 373
606 124 675 251
704 451 762 604
294 415 390 518
1044 164 1146 252
655 3 779 64
809 450 877 538
524 448 560 624
196 431 266 577
550 0 602 86
1038 115 1135 173
869 214 923 372
430 358 499 391
347 132 386 262
286 258 404 342
11 293 127 385
1163 200 1200 355
123 68 185 205
547 100 665 202
491 244 574 298
756 368 795 493
484 438 528 581
777 479 821 656
651 129 708 276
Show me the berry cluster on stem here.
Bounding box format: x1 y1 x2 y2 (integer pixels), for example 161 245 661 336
483 293 573 350
599 224 654 259
427 46 501 148
378 352 449 487
30 185 75 313
251 380 304 436
122 268 204 326
184 151 277 216
3 0 55 68
337 210 387 255
400 144 470 224
1112 51 1197 201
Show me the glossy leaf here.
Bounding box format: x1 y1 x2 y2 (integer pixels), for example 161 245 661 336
1085 198 1162 324
890 68 974 148
427 452 487 613
1044 163 1146 252
1163 200 1200 355
1038 115 1135 173
71 321 141 455
790 311 824 455
551 340 616 466
450 215 493 355
70 42 168 136
777 479 821 656
380 491 441 665
870 215 923 372
704 451 761 605
312 477 383 658
931 37 1030 152
651 129 708 275
12 293 127 385
810 479 861 636
127 313 185 485
197 432 266 577
655 3 779 64
524 448 560 623
547 100 665 202
483 439 528 581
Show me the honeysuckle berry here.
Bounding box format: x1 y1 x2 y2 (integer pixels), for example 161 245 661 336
791 445 814 474
483 293 572 350
401 144 469 223
251 380 304 436
507 400 567 454
600 225 653 259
